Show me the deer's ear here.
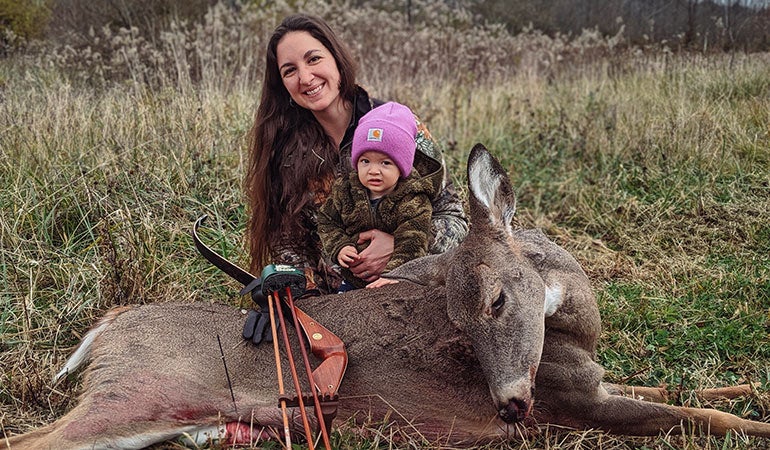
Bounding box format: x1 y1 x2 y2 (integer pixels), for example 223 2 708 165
384 252 450 287
467 143 517 235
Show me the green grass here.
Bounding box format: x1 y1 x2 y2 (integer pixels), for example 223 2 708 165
2 3 770 448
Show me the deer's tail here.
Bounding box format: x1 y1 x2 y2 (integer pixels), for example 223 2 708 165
54 306 134 383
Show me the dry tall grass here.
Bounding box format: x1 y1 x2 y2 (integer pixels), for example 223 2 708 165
1 1 769 449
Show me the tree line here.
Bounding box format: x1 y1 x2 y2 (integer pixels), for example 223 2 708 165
408 0 770 51
3 0 769 52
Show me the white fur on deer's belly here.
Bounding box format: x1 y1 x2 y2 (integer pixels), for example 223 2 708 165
544 283 563 317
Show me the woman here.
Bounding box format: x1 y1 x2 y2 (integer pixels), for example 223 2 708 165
245 13 467 295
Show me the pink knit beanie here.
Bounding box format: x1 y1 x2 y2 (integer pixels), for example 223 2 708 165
351 102 417 178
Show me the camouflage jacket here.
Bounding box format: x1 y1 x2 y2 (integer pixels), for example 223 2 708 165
274 86 468 294
317 169 434 288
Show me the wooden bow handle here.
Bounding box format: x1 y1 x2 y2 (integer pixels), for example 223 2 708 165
293 306 348 398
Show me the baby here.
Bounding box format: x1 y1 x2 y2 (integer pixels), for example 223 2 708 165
318 102 434 290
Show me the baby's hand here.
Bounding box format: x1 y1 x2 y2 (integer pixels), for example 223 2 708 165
337 246 359 268
366 277 399 289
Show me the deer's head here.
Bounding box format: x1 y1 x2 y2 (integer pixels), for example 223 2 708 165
445 144 546 424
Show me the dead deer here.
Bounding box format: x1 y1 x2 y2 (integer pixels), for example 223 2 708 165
6 144 769 449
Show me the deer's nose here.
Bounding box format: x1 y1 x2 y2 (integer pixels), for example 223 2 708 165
498 397 531 423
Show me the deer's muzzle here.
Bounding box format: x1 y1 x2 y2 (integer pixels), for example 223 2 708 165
498 397 531 423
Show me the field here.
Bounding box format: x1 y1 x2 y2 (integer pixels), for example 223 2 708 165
1 1 769 449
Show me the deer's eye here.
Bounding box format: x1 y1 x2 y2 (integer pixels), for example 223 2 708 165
491 293 505 314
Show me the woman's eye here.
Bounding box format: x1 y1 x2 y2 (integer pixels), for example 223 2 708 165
308 55 321 64
281 67 295 78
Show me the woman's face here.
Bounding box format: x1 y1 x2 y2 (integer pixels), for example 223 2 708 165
276 31 342 116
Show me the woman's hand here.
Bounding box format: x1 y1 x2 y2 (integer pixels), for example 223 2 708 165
349 229 393 283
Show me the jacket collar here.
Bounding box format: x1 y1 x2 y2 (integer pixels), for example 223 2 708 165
340 86 377 154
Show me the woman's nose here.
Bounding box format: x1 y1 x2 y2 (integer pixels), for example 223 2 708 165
297 65 313 84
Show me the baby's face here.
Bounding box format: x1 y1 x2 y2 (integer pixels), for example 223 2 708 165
356 151 400 199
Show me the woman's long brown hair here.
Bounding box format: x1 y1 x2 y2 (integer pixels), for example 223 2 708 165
245 14 358 272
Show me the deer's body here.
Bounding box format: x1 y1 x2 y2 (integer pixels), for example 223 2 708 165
7 145 770 449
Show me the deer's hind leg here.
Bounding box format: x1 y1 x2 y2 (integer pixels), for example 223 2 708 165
5 398 210 450
6 394 288 450
7 372 288 450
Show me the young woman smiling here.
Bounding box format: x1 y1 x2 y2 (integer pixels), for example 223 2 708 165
245 14 467 294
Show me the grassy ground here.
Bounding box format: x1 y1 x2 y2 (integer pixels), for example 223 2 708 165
1 4 769 449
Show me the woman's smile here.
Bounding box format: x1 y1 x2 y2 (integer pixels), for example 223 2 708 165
304 84 324 96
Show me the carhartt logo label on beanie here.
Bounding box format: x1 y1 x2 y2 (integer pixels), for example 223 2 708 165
367 128 383 142
352 102 418 178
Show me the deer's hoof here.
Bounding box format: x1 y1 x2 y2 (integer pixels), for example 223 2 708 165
498 398 530 423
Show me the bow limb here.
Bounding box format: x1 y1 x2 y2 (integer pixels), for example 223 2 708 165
192 215 257 286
